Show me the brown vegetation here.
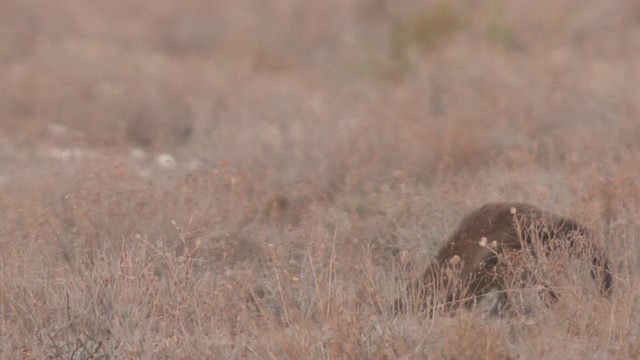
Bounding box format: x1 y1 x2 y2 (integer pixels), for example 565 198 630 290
1 0 639 358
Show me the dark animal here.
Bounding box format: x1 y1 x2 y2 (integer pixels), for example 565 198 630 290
396 203 613 315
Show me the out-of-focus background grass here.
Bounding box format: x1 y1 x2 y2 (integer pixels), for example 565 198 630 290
1 0 639 358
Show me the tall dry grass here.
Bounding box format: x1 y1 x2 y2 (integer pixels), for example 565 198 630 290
1 0 640 358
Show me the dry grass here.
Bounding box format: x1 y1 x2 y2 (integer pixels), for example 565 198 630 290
1 0 640 358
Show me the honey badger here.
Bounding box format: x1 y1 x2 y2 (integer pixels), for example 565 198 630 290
396 203 613 315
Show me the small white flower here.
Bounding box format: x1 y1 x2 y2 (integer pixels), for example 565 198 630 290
48 147 84 163
479 236 488 247
156 153 176 169
449 255 461 266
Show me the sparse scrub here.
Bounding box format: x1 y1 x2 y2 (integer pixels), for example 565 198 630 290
487 20 515 50
0 0 640 358
388 2 461 75
486 0 516 50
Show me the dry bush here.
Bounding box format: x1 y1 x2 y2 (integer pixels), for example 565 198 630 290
1 0 640 358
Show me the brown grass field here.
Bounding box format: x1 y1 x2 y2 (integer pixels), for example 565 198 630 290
1 0 639 358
